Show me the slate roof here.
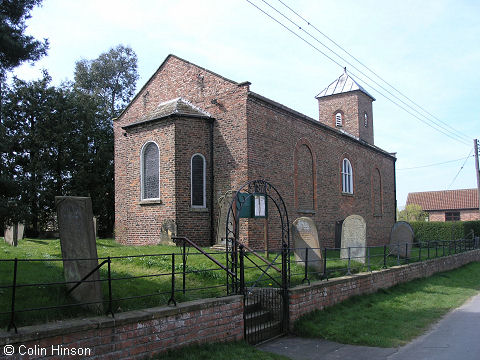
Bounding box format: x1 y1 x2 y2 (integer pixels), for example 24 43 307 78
406 189 479 211
316 70 375 100
122 97 212 129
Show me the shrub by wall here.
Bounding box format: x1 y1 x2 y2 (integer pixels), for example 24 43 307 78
411 221 480 242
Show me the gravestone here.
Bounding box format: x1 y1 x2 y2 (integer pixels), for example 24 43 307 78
4 223 24 246
292 217 323 272
159 219 177 245
216 191 234 247
340 215 367 264
55 196 103 312
389 221 414 258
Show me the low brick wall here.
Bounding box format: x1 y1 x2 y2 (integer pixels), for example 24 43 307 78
0 296 243 359
289 249 480 326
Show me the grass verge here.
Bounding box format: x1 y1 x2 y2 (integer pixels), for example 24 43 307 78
153 342 289 360
294 261 480 348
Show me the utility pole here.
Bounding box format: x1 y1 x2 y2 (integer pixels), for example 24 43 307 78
474 139 480 213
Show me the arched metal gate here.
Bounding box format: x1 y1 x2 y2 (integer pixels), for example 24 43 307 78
225 179 290 344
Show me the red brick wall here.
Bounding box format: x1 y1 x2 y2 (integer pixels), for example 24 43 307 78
0 296 244 359
114 55 249 246
428 210 480 222
246 95 395 248
317 91 374 145
289 249 480 326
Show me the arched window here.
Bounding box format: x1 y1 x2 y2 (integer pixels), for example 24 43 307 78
141 142 160 200
342 158 353 194
191 153 206 207
335 112 343 127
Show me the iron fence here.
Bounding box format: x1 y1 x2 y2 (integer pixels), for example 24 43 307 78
1 236 478 331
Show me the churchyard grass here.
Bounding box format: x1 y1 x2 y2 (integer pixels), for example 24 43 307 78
153 342 288 360
294 261 480 348
0 237 472 327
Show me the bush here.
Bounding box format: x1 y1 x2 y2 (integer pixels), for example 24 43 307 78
411 221 480 242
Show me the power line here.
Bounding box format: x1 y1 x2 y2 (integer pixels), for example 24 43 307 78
447 148 474 189
274 0 471 143
245 0 471 146
397 155 475 171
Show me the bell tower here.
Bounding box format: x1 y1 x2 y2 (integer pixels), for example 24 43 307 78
316 69 375 145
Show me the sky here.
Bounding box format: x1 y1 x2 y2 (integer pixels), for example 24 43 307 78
13 0 480 207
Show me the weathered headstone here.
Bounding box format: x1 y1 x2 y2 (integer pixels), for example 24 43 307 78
292 217 323 272
4 223 24 246
159 219 177 245
340 215 367 264
216 191 234 247
55 196 103 312
389 221 414 258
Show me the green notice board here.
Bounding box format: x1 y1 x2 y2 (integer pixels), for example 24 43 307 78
237 192 267 218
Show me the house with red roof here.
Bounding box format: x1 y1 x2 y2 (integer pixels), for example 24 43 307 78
406 189 480 222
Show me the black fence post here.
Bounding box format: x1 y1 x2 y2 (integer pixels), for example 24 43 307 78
427 241 430 259
239 245 245 294
405 243 409 264
419 242 422 262
322 248 327 280
182 239 186 295
397 243 400 265
367 246 371 272
454 239 457 254
347 247 352 275
8 258 18 333
302 247 310 285
107 256 114 317
383 245 387 269
168 253 176 306
442 241 445 257
435 241 438 258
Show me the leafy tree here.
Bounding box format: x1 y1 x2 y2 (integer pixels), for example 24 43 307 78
0 0 48 229
398 204 428 222
74 44 138 121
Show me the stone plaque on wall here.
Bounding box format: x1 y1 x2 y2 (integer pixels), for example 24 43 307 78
389 221 414 258
340 214 367 264
4 223 24 246
292 217 323 272
55 196 103 312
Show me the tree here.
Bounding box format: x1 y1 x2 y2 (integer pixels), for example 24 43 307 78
74 45 138 121
70 45 138 236
398 204 428 222
1 0 48 229
0 0 48 76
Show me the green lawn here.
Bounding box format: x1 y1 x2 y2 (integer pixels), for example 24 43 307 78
294 261 480 348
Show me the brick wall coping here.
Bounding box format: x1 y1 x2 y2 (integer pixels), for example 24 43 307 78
0 295 243 346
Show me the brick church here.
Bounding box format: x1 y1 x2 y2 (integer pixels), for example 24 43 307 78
113 54 396 248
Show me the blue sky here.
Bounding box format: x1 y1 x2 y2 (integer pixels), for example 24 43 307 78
14 0 480 207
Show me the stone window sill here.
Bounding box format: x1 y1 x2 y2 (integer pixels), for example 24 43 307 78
139 199 163 206
190 207 209 212
341 192 354 197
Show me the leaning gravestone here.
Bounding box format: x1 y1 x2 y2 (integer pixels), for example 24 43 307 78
159 219 177 245
292 217 323 272
4 223 24 246
389 221 414 258
340 215 367 264
55 196 103 312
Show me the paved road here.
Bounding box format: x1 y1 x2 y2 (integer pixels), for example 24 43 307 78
258 293 480 360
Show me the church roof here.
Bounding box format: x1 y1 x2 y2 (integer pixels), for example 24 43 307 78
406 189 479 211
316 70 375 100
122 97 212 129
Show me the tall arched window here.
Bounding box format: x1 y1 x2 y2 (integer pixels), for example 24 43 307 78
342 158 353 194
141 142 159 200
191 153 206 208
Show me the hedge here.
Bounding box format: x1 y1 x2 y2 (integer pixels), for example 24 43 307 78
410 221 480 242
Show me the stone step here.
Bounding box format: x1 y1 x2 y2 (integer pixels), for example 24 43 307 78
245 309 273 327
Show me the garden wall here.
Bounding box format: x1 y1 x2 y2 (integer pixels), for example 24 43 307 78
289 249 480 326
0 296 243 359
